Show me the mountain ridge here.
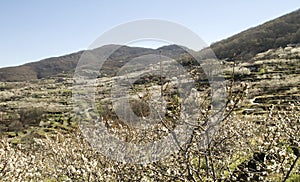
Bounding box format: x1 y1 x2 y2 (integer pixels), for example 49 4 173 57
211 8 300 60
0 44 190 82
1 8 300 81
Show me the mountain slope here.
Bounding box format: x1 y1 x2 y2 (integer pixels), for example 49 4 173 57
0 45 189 82
1 8 300 81
0 51 83 82
211 8 300 60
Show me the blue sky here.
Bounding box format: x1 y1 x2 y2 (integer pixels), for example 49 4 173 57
0 1 299 68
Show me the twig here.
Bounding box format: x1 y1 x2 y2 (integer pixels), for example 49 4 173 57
282 155 299 182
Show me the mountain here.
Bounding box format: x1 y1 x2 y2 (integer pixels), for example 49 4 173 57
1 9 299 81
0 45 189 82
0 51 83 82
211 8 300 60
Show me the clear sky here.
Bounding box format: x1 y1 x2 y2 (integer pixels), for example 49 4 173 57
0 0 299 68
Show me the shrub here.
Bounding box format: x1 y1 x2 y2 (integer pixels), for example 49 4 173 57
19 108 45 126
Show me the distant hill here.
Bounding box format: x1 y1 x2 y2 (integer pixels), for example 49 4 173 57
0 51 83 82
0 45 189 82
211 9 300 60
1 8 300 81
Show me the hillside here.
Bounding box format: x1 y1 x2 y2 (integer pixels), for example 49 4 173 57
211 8 300 60
0 51 83 82
0 45 189 82
0 9 299 81
0 43 299 181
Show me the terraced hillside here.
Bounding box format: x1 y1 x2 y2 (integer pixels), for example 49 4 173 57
224 45 300 116
0 74 74 144
0 45 299 181
0 45 298 146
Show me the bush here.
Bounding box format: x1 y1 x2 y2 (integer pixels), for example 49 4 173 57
130 99 150 117
19 108 45 126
